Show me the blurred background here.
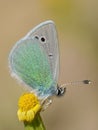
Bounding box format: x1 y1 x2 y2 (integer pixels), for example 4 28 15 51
0 0 97 130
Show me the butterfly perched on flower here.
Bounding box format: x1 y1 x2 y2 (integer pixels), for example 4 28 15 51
9 20 91 107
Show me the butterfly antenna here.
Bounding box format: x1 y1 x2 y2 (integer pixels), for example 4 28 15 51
60 80 92 88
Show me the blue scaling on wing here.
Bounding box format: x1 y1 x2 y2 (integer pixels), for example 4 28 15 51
9 38 57 98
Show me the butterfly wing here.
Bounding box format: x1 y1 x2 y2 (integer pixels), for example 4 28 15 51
9 21 59 98
26 20 59 85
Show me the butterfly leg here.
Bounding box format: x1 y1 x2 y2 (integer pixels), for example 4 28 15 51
41 97 52 111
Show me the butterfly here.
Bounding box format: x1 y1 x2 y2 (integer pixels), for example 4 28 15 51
9 20 66 101
9 20 91 105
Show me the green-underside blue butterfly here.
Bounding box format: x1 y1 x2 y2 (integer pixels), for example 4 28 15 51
9 20 91 101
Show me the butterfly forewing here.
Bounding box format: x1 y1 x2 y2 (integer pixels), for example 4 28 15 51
26 21 59 85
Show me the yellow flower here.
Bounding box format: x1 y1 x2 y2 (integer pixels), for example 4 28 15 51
17 93 41 122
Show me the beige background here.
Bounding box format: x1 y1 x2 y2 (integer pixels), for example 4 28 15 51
0 0 97 130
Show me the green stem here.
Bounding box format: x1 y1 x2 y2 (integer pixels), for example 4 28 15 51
24 114 46 130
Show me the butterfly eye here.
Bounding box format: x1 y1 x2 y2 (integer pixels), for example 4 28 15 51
40 36 46 43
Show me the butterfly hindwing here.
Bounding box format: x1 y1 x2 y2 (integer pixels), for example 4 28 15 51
9 38 57 98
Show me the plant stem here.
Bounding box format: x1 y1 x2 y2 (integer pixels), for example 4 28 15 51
24 114 46 130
